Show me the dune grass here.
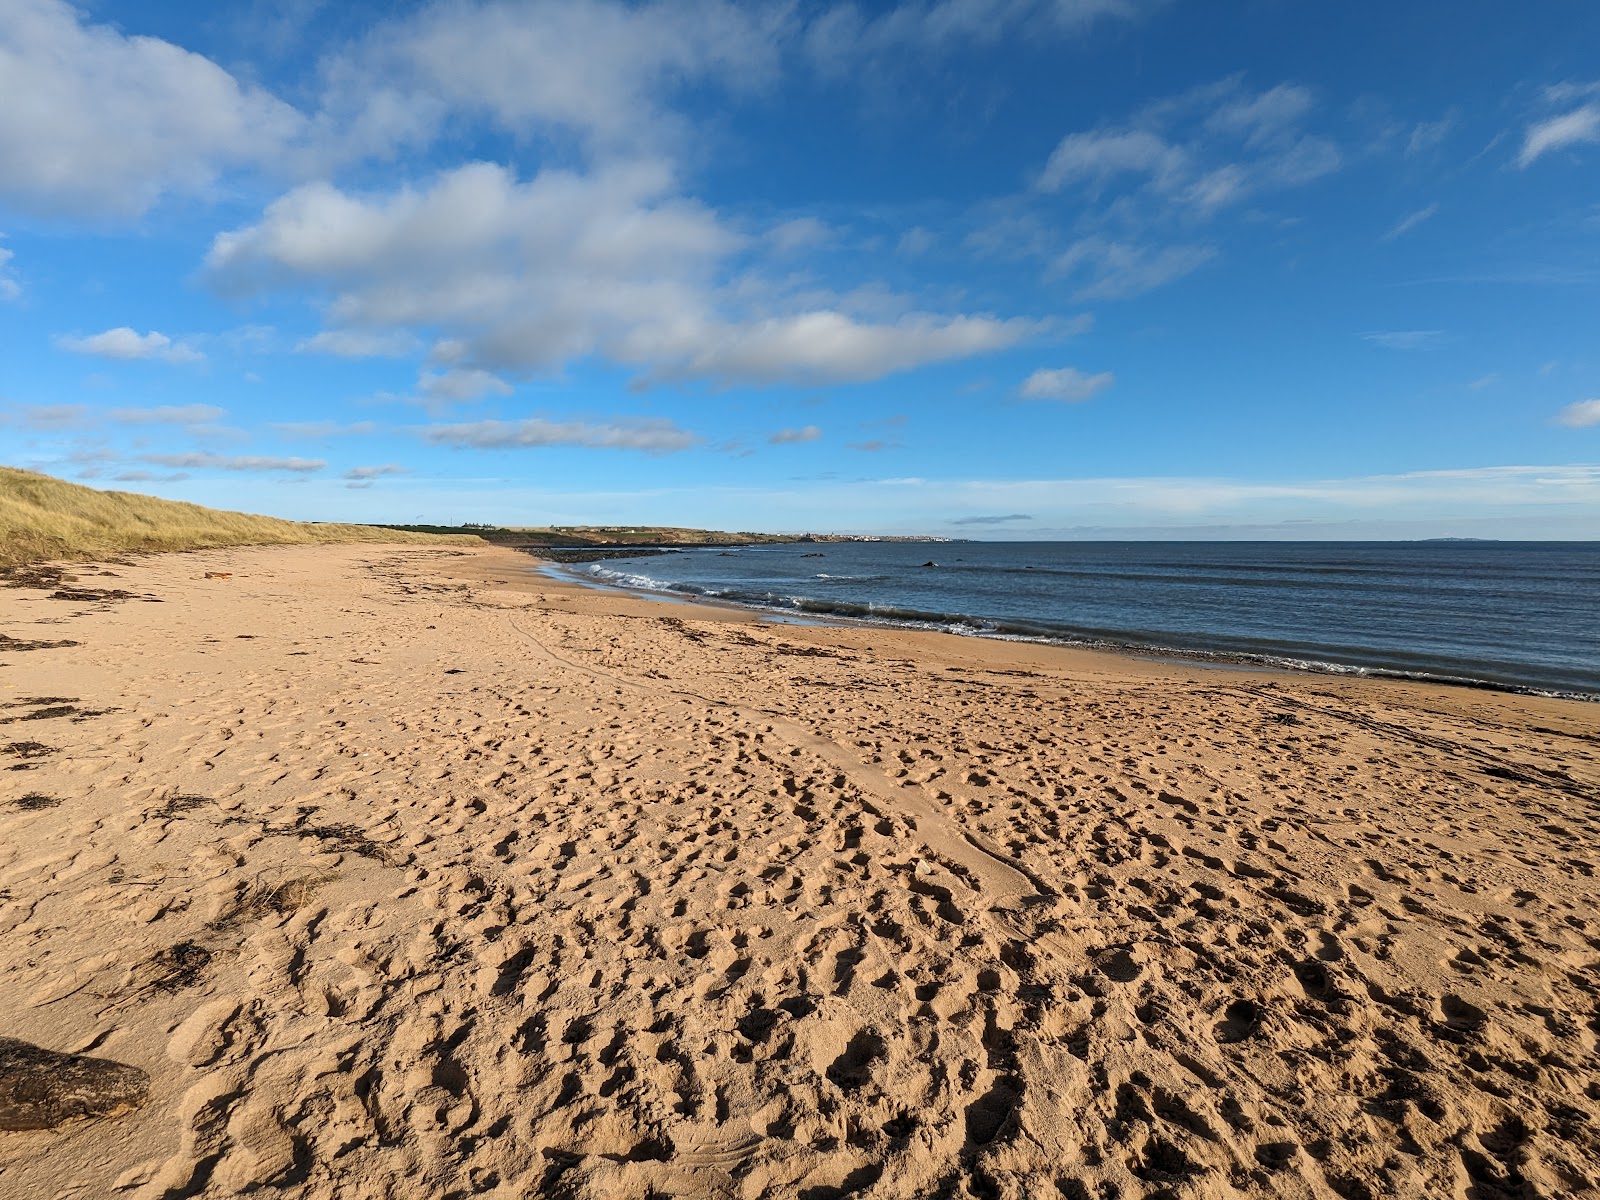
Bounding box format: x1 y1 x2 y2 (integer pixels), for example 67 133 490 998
0 467 480 568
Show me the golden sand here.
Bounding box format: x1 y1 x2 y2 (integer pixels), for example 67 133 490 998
1 544 1596 1198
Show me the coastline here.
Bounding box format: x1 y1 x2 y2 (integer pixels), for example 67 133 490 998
532 549 1600 703
3 542 1598 1199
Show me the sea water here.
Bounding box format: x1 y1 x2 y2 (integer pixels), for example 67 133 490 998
562 541 1600 697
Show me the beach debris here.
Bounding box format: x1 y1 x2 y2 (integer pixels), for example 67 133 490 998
0 565 72 590
2 741 55 761
920 560 938 568
0 633 80 652
204 572 232 580
48 587 142 602
0 1038 149 1131
15 793 62 811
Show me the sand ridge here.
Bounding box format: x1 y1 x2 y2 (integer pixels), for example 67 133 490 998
1 543 1598 1199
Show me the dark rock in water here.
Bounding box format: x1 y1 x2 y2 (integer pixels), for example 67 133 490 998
0 1038 149 1131
920 561 938 568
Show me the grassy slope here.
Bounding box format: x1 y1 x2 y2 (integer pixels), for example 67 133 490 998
0 467 480 568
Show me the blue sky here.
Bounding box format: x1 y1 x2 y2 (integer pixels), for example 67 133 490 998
2 0 1599 537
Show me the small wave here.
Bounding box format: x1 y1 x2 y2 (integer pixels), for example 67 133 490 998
561 567 1595 700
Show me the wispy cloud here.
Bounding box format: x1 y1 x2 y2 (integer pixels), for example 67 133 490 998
55 327 204 364
417 416 701 453
1052 238 1215 300
1361 329 1443 350
0 240 19 301
1519 102 1600 167
1019 366 1114 402
272 420 381 437
1555 398 1600 428
343 463 411 479
138 452 325 472
769 425 822 444
950 513 1033 525
1381 202 1438 241
297 330 420 358
109 404 226 424
6 403 88 429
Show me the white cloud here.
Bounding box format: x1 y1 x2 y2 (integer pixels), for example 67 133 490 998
0 240 18 301
139 453 326 472
1036 76 1339 233
417 416 701 453
804 0 1154 65
0 0 304 217
1362 330 1442 350
109 404 226 424
418 367 514 405
272 420 381 437
1039 129 1187 192
1519 104 1600 167
1019 366 1113 402
296 330 420 358
5 404 87 429
769 425 822 444
207 161 1032 386
1382 202 1439 241
1556 399 1600 428
1052 237 1215 300
55 327 205 364
1205 83 1314 144
344 464 411 480
336 0 782 155
769 218 833 254
629 310 1035 385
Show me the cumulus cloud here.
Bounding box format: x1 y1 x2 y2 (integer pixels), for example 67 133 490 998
418 416 701 453
55 327 204 364
1020 366 1114 402
109 404 226 424
1052 237 1215 300
0 0 304 217
1362 330 1442 350
207 161 1033 387
1556 399 1600 428
343 464 411 479
296 330 420 358
138 452 326 472
339 0 782 155
769 425 822 444
1519 104 1600 167
631 311 1035 385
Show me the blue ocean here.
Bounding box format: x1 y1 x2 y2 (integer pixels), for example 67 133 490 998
556 541 1600 698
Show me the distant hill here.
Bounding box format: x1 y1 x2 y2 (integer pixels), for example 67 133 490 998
0 468 480 568
375 524 952 547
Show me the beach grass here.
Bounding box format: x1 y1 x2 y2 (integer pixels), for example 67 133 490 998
0 467 480 568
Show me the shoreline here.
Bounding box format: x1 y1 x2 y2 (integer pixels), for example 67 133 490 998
529 550 1600 704
3 542 1598 1200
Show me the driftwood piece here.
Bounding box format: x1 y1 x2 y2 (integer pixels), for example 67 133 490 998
0 1038 148 1131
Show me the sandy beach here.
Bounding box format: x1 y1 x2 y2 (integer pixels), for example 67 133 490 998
2 542 1598 1199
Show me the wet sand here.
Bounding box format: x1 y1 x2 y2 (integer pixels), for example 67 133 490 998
2 543 1597 1199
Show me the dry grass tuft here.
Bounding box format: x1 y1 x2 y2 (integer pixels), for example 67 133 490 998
0 467 480 568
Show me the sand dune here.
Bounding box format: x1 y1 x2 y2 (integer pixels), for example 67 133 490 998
2 544 1597 1199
